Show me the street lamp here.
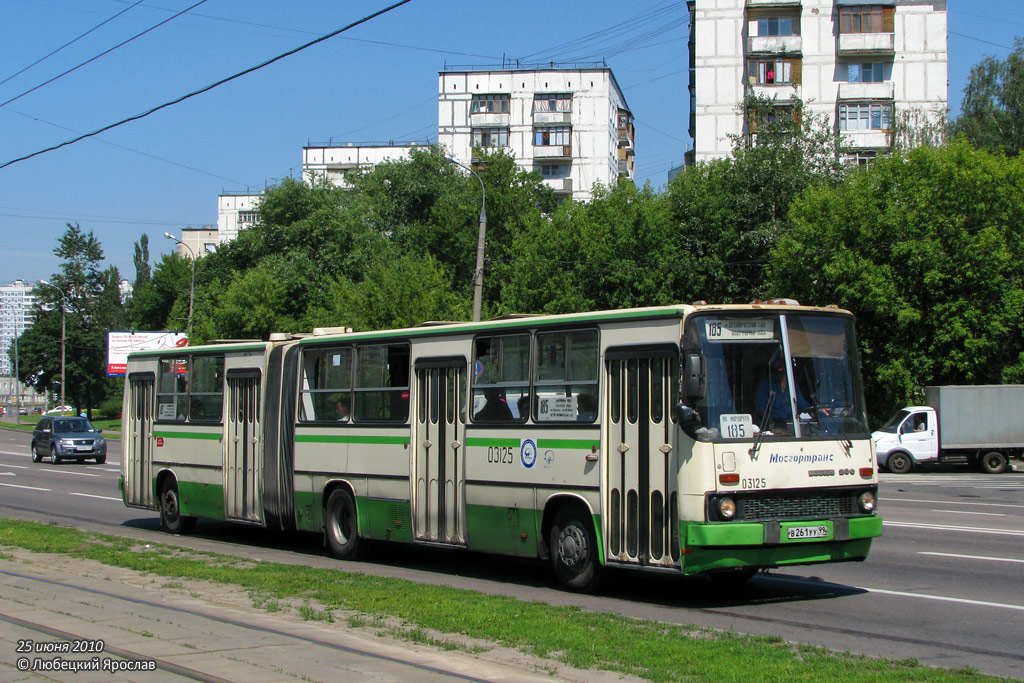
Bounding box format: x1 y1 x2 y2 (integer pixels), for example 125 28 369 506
164 232 196 338
445 156 487 322
37 280 67 414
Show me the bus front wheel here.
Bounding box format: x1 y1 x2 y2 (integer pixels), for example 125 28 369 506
550 507 601 593
159 478 196 535
325 489 361 560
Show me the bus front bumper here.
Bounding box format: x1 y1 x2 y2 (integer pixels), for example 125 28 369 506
679 515 883 575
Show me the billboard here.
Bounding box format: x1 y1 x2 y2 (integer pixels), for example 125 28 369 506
107 331 188 376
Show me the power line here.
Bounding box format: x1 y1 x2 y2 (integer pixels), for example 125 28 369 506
0 0 415 172
0 0 210 109
0 0 147 88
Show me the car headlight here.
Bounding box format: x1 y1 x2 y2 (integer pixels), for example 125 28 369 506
718 497 737 520
858 491 876 513
60 439 74 447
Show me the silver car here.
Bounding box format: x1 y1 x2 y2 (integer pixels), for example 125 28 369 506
31 417 107 464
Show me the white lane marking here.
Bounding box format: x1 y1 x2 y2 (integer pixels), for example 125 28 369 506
859 587 1024 612
883 497 1024 510
31 467 100 478
930 509 1006 516
918 551 1024 564
69 492 122 502
884 520 1024 536
0 471 15 476
0 482 50 491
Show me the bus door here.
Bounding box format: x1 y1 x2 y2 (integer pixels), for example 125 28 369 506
125 374 155 507
413 358 467 545
604 347 680 568
224 370 262 522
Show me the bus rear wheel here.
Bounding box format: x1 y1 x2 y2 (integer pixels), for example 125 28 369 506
325 489 361 560
159 478 196 535
550 507 601 593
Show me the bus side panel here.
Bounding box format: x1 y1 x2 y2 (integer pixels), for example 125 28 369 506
152 429 225 520
464 485 540 557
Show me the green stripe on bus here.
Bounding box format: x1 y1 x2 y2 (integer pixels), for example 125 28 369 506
152 431 221 440
538 438 600 450
465 437 519 448
295 434 410 445
466 437 598 450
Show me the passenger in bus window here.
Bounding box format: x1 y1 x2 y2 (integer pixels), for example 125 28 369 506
475 388 512 421
517 394 531 421
335 396 350 422
576 392 597 422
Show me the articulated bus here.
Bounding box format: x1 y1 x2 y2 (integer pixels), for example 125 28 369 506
120 303 881 591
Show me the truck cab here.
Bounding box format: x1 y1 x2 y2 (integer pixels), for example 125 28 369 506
873 406 938 474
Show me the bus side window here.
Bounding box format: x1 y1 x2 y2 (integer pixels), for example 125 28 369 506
472 334 529 423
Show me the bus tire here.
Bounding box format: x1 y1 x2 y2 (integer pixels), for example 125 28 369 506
325 489 361 560
886 451 912 474
159 478 196 535
980 451 1007 474
550 507 601 593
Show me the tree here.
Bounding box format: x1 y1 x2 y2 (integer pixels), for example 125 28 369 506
17 224 125 415
133 233 151 286
767 141 1024 421
951 37 1024 157
664 95 846 303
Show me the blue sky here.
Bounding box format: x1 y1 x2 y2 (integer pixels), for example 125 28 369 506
0 0 1020 287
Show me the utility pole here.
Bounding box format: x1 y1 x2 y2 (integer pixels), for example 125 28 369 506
444 157 487 322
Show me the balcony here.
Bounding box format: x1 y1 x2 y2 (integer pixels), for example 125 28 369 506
746 0 801 5
747 35 802 54
542 177 573 193
838 81 894 100
748 83 799 100
533 111 572 125
838 32 894 55
617 159 633 177
469 112 510 126
839 129 891 149
533 145 572 160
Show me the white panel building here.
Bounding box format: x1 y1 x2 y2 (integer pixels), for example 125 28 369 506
303 143 419 189
437 66 635 201
217 193 262 245
1 280 38 405
687 0 947 164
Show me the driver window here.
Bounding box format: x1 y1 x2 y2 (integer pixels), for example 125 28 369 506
901 413 928 434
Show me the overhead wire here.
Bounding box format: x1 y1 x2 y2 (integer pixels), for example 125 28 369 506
0 0 415 172
0 0 210 110
0 0 147 88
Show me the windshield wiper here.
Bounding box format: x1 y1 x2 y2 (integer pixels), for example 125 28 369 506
750 389 777 460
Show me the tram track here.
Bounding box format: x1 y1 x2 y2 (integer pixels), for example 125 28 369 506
0 567 493 683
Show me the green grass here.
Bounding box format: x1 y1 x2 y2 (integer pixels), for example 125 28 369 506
0 414 121 437
0 517 1004 682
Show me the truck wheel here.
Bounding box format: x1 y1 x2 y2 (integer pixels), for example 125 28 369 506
887 452 912 474
980 451 1007 474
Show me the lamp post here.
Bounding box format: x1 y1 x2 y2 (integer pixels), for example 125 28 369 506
37 280 67 414
164 232 196 338
445 156 487 322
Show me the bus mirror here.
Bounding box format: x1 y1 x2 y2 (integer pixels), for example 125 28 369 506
683 352 705 401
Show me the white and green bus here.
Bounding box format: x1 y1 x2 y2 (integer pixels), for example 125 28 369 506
120 303 881 591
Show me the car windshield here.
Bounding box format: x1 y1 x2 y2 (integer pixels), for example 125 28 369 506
878 409 911 433
54 419 97 433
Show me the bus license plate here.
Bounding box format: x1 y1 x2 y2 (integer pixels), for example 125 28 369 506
787 525 828 540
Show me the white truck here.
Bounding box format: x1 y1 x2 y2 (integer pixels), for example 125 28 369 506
873 385 1024 474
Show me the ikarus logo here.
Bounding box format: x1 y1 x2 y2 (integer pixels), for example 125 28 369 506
521 439 537 469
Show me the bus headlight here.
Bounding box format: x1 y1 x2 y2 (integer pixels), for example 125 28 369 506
858 491 876 513
718 497 737 520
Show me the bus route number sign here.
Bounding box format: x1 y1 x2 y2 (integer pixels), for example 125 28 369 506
705 319 774 341
720 414 752 439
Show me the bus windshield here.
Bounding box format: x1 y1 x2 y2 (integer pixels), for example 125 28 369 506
684 312 869 441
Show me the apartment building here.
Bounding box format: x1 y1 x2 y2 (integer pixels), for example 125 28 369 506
438 66 635 201
217 193 262 245
687 0 947 164
1 280 36 379
303 143 420 189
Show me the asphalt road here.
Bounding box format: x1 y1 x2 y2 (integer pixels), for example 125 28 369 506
1 423 1022 679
